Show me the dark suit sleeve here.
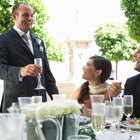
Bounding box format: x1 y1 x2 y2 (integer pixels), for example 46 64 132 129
124 79 132 95
124 75 140 95
0 34 21 83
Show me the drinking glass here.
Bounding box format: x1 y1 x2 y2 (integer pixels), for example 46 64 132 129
67 135 91 140
105 105 123 128
18 97 32 107
90 95 104 103
12 102 21 113
31 96 42 103
90 95 105 139
91 103 105 133
112 97 124 131
0 113 25 140
105 104 123 140
34 58 45 90
123 95 133 121
123 95 135 140
113 96 124 105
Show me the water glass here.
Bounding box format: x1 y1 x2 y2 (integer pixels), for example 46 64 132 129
31 96 42 103
18 97 32 107
67 135 91 140
90 95 104 103
12 102 21 113
0 113 25 140
105 105 123 125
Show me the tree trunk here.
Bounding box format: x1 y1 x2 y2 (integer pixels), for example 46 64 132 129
115 61 118 80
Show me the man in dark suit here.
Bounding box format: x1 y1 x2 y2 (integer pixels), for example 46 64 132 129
123 46 140 118
107 46 140 119
0 2 59 112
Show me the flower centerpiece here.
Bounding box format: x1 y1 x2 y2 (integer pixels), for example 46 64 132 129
21 99 81 140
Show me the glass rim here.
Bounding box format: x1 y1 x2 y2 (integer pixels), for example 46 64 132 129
68 134 91 138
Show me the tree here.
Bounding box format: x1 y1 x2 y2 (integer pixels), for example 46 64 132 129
94 23 137 80
121 0 140 43
0 0 64 62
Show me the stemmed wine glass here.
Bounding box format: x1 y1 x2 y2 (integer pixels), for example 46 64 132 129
112 97 124 131
90 95 105 139
105 102 123 130
91 103 106 139
105 99 123 140
34 58 45 90
123 95 135 140
123 95 133 122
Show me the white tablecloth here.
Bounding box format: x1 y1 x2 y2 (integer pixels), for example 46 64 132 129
96 129 140 140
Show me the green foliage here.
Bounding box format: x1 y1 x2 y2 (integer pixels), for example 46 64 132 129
45 37 65 62
94 23 137 62
94 23 137 79
0 0 14 32
0 0 64 62
121 0 140 42
78 125 96 140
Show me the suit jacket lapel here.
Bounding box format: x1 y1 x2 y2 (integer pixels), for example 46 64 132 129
9 29 34 55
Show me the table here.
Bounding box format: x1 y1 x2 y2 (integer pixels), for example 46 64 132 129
96 129 140 140
79 120 140 140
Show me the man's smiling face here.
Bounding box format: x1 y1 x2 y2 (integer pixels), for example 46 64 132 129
134 46 140 72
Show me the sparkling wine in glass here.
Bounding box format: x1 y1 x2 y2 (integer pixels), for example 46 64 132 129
123 95 133 121
34 58 45 90
113 97 124 126
91 103 105 135
123 95 135 140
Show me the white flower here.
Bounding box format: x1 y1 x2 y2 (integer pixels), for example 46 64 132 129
35 38 43 52
35 38 42 45
21 99 81 121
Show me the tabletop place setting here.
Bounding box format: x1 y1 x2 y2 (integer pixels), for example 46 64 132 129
89 94 140 140
1 94 140 140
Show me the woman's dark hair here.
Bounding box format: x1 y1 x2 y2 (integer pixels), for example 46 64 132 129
89 55 112 83
78 55 112 104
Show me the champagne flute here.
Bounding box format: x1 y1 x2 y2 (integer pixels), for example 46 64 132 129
91 103 105 139
105 104 123 140
90 95 105 139
113 97 124 122
123 95 135 140
34 58 45 90
123 95 133 122
112 97 124 132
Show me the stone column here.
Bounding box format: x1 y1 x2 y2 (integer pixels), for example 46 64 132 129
66 40 93 83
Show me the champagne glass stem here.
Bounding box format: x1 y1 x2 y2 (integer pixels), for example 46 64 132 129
34 58 45 90
37 75 41 86
35 74 45 90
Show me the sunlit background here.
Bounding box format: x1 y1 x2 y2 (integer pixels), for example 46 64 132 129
42 0 137 85
0 0 138 99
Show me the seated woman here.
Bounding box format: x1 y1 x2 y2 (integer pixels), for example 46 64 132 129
71 55 121 117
